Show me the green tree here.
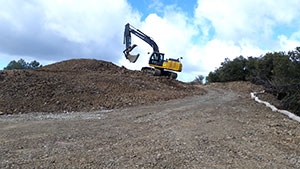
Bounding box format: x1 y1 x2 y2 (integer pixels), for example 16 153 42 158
245 56 259 83
4 60 23 70
206 71 221 83
205 47 300 115
4 59 42 70
29 60 42 69
206 56 247 83
191 75 205 85
220 56 247 81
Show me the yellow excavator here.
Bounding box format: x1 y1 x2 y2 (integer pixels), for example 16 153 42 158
123 23 182 79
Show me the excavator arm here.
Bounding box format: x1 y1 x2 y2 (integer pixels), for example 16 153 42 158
123 23 159 63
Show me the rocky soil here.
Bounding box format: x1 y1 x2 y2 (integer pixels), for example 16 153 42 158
0 83 299 168
0 59 204 114
1 59 299 168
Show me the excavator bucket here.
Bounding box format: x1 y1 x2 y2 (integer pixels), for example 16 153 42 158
126 53 140 63
123 44 140 63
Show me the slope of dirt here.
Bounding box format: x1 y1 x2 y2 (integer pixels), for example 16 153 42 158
205 81 264 94
206 81 283 109
0 59 205 114
1 84 299 168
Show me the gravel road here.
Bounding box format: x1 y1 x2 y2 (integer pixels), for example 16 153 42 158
1 87 300 168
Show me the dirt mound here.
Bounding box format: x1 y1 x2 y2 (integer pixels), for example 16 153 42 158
0 59 205 114
40 59 123 73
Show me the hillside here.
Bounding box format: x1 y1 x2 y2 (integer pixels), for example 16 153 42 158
0 59 204 114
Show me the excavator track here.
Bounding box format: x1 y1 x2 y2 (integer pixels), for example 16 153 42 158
141 67 177 79
141 67 156 75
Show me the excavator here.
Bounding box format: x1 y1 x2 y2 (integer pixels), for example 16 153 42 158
123 23 182 79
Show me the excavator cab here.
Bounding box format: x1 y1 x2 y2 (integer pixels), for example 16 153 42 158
149 52 164 66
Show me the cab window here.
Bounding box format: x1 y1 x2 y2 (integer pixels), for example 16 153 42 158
151 53 159 61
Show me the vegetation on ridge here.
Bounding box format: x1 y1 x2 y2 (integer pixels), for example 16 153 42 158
206 47 300 115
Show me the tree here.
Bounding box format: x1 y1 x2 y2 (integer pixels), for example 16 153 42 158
4 60 23 70
205 47 300 115
191 75 204 85
4 59 42 70
206 56 247 83
29 60 42 69
245 56 259 83
206 71 221 83
219 56 247 82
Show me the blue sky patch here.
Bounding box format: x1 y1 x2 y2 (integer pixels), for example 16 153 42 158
128 0 197 21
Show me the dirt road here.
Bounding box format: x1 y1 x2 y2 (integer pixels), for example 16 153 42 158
1 87 300 168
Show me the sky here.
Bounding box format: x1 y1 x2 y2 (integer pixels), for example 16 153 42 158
1 0 300 82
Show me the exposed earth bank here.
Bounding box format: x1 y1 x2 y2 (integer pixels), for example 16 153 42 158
0 59 204 114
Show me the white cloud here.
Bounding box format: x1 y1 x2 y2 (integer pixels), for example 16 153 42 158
42 0 140 43
195 0 300 43
278 35 300 52
148 0 164 12
184 39 267 75
0 0 140 62
290 30 300 41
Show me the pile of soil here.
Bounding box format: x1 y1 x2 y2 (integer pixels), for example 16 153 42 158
0 59 205 114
